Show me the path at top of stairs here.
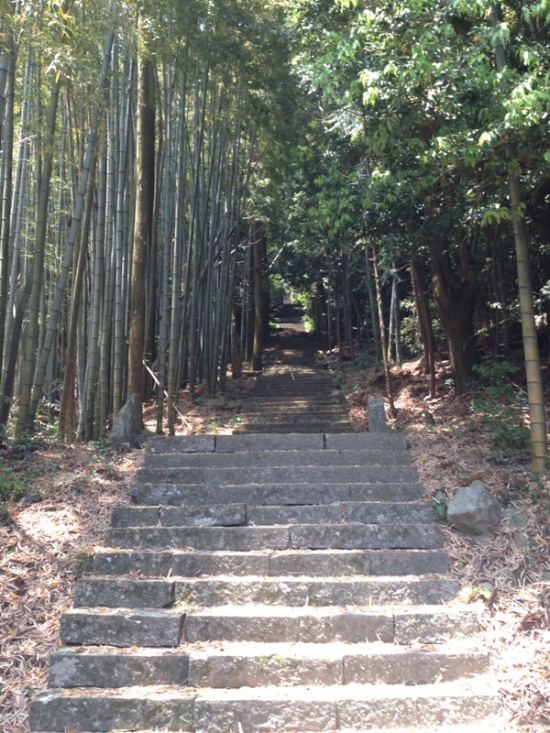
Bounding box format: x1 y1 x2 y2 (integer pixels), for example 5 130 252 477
29 305 505 733
233 301 354 434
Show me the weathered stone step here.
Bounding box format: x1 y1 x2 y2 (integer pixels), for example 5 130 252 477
59 603 479 649
144 449 412 470
93 548 449 578
48 641 488 690
237 407 350 420
130 481 425 506
235 423 355 433
174 576 460 607
184 605 480 644
187 681 502 732
136 464 419 486
29 688 195 732
64 726 510 733
187 641 489 688
146 433 408 454
60 609 184 647
74 578 175 608
242 402 345 412
112 502 434 528
73 576 459 609
30 679 500 732
49 647 189 688
105 522 443 552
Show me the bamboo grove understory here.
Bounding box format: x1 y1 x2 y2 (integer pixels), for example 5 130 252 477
1 0 549 470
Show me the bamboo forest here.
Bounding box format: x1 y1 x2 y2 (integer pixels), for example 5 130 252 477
1 0 550 469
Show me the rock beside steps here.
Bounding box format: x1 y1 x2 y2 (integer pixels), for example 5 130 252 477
30 434 503 733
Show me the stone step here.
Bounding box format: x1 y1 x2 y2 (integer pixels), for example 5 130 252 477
30 679 500 732
74 578 175 608
234 415 351 426
112 502 434 528
93 548 449 578
145 433 408 454
59 609 184 647
184 605 480 644
59 603 479 649
144 449 412 470
234 423 355 433
48 641 488 689
242 402 346 412
175 577 460 607
49 647 189 688
73 576 459 609
105 522 443 552
56 726 511 733
136 465 419 486
187 641 489 688
130 481 425 506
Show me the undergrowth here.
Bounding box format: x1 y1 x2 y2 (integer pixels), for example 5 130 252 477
470 355 530 458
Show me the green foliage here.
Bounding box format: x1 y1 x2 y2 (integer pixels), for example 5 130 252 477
431 495 449 520
471 355 530 456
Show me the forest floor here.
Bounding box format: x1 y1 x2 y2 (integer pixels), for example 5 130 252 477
1 348 549 732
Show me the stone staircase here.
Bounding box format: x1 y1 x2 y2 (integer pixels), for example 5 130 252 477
233 302 353 434
30 430 503 733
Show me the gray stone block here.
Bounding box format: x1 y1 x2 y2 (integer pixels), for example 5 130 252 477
307 581 354 606
349 483 424 502
110 393 143 445
337 688 500 729
353 578 460 606
188 651 343 688
29 690 195 732
326 433 408 450
289 523 443 550
176 579 309 607
216 434 324 452
193 695 337 733
268 550 368 577
343 502 434 524
159 504 246 527
343 649 488 685
194 465 419 486
74 578 175 608
368 397 388 433
107 526 289 552
60 609 183 647
247 504 342 526
93 550 174 576
137 467 204 485
130 482 351 506
111 507 160 527
172 551 270 577
147 435 215 453
183 608 394 644
367 549 449 576
447 481 502 536
49 648 189 687
395 607 481 644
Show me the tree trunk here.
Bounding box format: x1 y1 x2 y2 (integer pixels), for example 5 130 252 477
491 2 547 472
428 237 478 396
372 244 396 419
128 51 155 402
411 257 436 396
251 221 263 371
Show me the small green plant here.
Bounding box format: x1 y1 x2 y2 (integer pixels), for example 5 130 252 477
0 465 30 504
431 496 449 519
94 437 111 453
471 355 530 456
